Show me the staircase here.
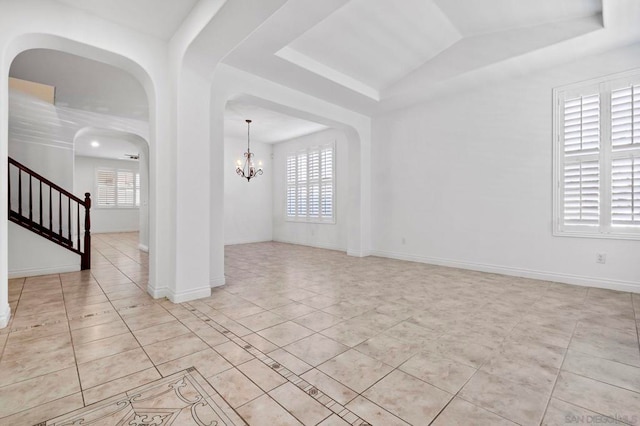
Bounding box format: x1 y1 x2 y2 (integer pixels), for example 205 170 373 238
8 157 92 270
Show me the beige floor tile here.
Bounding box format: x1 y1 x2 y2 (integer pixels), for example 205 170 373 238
541 398 620 426
269 382 332 425
553 371 640 421
143 332 208 365
214 340 255 365
569 323 640 367
300 295 339 309
237 394 303 426
317 414 350 425
293 310 343 332
355 334 421 367
82 367 161 405
157 348 232 378
6 320 68 345
0 366 80 418
400 352 477 393
0 392 84 425
209 368 264 408
242 333 279 353
68 310 122 330
459 371 551 426
122 310 176 331
238 358 287 391
562 350 640 393
77 347 153 389
346 396 410 426
2 329 71 360
318 349 394 393
283 333 349 366
131 319 190 346
270 302 317 320
480 354 559 394
363 369 452 425
258 321 315 347
432 397 517 425
70 320 129 345
237 310 287 332
0 345 76 387
268 348 313 375
74 332 140 364
301 368 358 405
320 321 378 347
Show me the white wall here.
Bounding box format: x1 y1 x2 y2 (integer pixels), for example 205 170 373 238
371 43 640 291
272 129 349 251
224 137 272 245
8 223 79 277
74 156 140 233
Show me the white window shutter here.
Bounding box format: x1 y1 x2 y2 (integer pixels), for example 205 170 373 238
97 169 116 207
117 170 135 207
611 156 640 226
564 94 600 154
611 85 640 149
563 160 600 226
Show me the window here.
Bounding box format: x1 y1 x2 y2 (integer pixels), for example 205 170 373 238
286 145 334 222
96 168 140 208
553 69 640 239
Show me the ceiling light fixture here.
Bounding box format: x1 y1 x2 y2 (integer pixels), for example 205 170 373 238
236 119 263 182
91 141 100 148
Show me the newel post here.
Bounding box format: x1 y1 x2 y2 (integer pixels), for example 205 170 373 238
81 192 91 270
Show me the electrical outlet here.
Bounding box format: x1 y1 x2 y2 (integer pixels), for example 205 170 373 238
596 253 606 264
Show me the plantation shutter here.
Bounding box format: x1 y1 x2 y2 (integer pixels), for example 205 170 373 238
97 169 116 207
285 145 335 222
320 147 333 218
611 157 640 226
117 170 135 207
287 155 296 217
611 83 640 227
561 93 600 227
308 151 320 217
135 173 141 207
563 160 600 225
611 85 640 149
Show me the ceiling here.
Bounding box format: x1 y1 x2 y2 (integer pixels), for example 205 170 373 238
23 0 640 120
10 49 148 120
75 130 140 162
54 0 200 40
225 100 328 144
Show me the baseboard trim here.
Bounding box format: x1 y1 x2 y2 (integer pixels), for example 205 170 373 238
370 250 640 293
210 275 226 288
272 238 345 252
347 249 371 258
224 238 272 246
9 264 80 279
167 286 211 303
138 244 149 253
147 285 168 299
0 304 11 329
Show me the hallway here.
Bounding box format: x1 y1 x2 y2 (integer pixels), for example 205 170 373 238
0 233 639 425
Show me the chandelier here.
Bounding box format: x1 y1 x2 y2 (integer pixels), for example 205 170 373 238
236 119 263 182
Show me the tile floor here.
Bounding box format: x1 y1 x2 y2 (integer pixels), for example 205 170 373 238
1 232 639 425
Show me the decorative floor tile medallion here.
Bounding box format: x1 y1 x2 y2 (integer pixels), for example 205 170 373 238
42 368 245 426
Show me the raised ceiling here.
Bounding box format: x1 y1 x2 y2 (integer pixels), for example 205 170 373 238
225 100 328 144
29 0 640 117
54 0 199 40
10 49 148 120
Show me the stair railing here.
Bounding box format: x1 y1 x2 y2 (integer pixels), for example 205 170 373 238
8 157 91 270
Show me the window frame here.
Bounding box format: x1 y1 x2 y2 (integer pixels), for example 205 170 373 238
286 143 336 224
95 167 141 209
553 68 640 240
